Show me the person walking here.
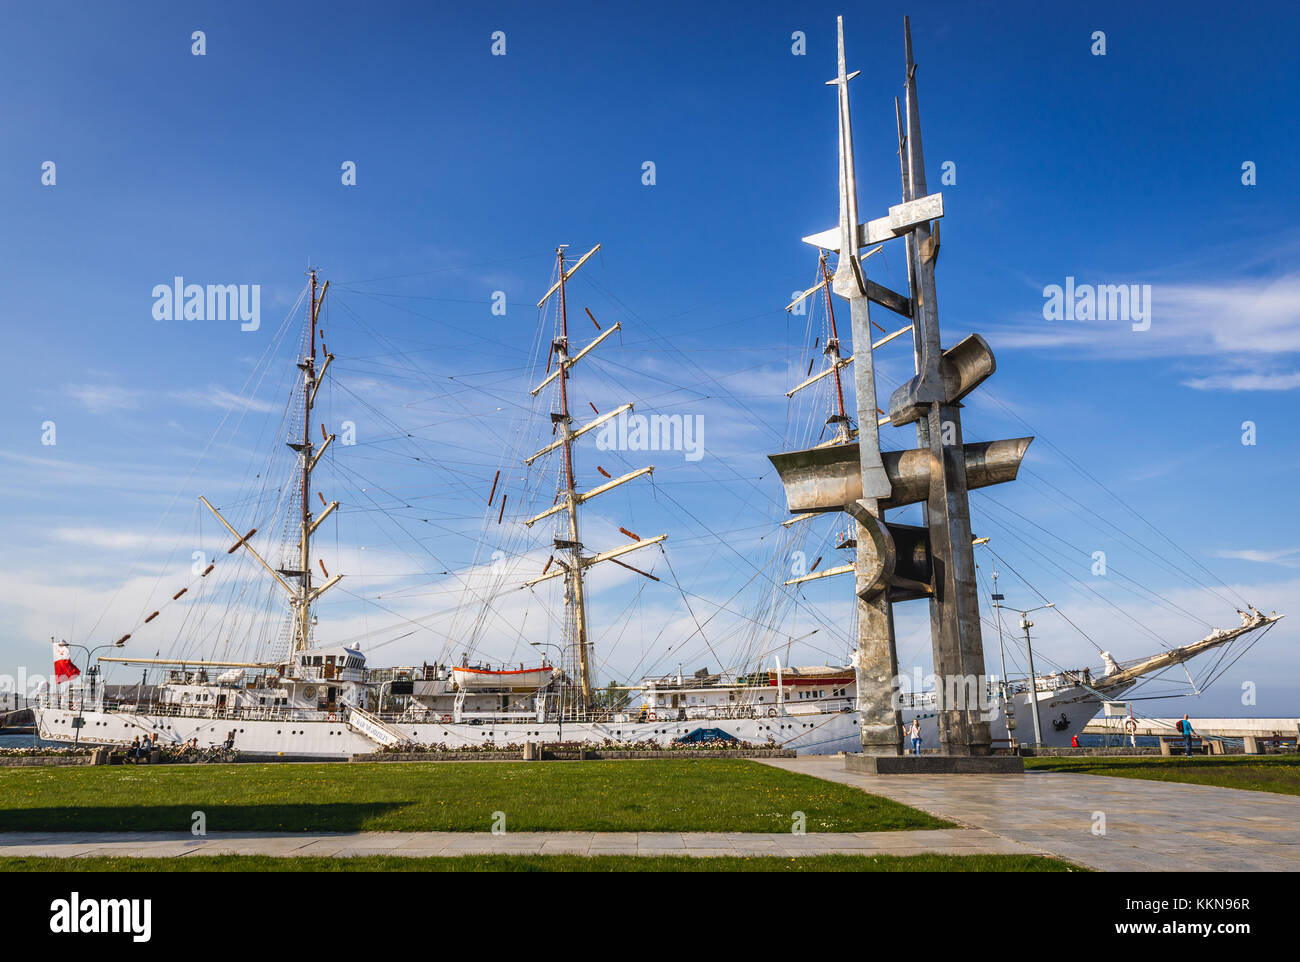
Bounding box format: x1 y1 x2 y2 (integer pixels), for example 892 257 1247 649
907 717 922 756
1179 714 1195 756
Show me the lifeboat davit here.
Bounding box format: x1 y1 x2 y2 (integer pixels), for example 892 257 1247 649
452 664 554 692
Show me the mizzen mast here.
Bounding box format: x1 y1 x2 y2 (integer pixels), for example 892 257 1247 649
525 245 666 711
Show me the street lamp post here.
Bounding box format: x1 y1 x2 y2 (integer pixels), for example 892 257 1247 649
65 641 125 748
1013 603 1055 747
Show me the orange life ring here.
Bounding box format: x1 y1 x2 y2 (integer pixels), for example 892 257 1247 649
327 712 337 721
767 708 777 717
440 714 452 724
647 712 658 722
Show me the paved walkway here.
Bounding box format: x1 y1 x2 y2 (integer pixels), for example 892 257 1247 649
0 827 1033 859
759 756 1300 871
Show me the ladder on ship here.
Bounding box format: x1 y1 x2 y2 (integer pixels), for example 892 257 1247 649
346 704 409 748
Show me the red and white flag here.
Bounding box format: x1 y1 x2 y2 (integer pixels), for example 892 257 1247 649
52 640 80 684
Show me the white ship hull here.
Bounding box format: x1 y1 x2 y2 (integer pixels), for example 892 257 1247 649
904 684 1109 751
35 681 1104 758
34 704 864 758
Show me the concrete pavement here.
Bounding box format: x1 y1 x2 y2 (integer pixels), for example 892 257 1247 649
758 756 1300 871
0 827 1039 860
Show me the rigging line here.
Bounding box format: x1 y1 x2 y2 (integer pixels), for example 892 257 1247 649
91 287 306 642
1193 630 1240 690
982 524 1176 651
660 547 728 675
978 490 1213 629
591 577 653 681
329 299 516 444
327 381 499 506
332 251 552 287
618 565 769 687
646 479 856 650
576 273 793 450
978 388 1250 608
1197 621 1276 693
332 586 457 647
976 506 1205 641
333 288 533 358
1012 467 1233 609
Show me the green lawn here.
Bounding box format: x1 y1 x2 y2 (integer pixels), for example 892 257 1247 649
0 853 1078 872
1025 754 1300 795
0 759 951 833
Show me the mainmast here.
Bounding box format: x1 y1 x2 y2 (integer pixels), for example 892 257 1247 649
524 245 666 711
200 270 342 665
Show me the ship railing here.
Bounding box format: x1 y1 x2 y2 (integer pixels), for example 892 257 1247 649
93 702 339 724
33 692 107 712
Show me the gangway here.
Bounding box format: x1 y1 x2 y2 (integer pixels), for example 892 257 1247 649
346 704 410 747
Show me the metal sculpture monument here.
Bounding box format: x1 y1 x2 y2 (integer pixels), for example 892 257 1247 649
770 16 1033 758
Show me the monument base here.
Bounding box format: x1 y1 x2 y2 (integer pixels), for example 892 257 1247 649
845 753 1024 774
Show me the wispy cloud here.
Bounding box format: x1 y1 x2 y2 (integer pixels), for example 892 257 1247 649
985 272 1300 393
1182 370 1300 392
1214 547 1300 569
64 384 142 413
170 386 281 415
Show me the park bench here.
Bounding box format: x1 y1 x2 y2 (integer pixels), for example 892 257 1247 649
1158 735 1225 756
1243 734 1299 754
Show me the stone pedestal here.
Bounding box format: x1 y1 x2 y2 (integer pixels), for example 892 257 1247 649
845 753 1023 774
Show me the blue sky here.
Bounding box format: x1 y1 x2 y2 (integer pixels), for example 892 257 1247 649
1 0 1297 718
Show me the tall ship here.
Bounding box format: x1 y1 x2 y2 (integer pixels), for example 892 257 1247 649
34 254 869 756
32 20 1284 759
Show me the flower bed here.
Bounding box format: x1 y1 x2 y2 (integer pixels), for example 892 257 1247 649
358 738 795 762
376 737 773 755
0 746 92 758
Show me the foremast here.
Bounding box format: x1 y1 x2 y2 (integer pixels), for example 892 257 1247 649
523 245 666 711
199 270 342 667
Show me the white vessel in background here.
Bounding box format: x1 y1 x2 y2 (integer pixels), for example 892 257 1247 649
34 255 868 757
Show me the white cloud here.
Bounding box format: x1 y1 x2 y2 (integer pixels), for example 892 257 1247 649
65 384 142 413
1214 548 1300 569
1182 371 1300 392
987 274 1300 392
170 386 281 415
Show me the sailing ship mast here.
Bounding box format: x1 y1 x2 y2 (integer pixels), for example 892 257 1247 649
198 270 342 665
523 245 665 711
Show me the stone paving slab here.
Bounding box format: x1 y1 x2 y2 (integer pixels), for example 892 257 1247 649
757 756 1300 872
0 827 1041 861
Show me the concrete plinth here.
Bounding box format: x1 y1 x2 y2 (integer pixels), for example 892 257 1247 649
845 753 1024 774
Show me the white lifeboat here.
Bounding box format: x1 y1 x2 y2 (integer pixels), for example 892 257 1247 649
452 663 553 692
